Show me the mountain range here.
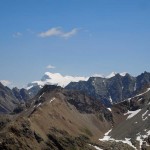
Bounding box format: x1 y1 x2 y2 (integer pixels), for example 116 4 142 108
0 71 150 149
66 71 150 106
27 71 150 106
26 72 127 96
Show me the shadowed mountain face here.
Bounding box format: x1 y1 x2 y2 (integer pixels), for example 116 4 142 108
66 72 150 106
12 87 31 102
136 72 150 92
0 83 19 113
0 83 32 114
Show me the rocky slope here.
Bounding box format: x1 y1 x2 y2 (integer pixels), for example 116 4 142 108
98 87 150 150
0 85 115 150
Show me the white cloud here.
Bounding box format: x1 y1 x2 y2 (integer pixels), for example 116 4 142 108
12 32 22 38
0 80 12 86
27 72 89 88
38 27 62 38
46 65 56 69
38 27 78 39
61 28 78 39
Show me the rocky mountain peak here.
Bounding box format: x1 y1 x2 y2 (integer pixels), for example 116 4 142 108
0 82 4 88
40 84 62 94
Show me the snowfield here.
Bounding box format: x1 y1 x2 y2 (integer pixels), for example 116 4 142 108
99 129 137 149
124 109 141 119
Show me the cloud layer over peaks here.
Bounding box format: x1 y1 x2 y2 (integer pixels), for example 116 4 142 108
0 80 12 86
27 72 88 89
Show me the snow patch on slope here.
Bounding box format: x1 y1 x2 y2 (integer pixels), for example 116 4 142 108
50 97 55 103
39 93 44 99
122 88 150 102
124 109 141 119
109 96 113 103
107 108 112 112
89 144 103 150
136 88 150 97
142 110 150 121
99 129 137 149
136 130 150 148
134 83 137 91
99 129 112 141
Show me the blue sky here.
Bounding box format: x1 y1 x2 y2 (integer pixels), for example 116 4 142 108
0 0 150 87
